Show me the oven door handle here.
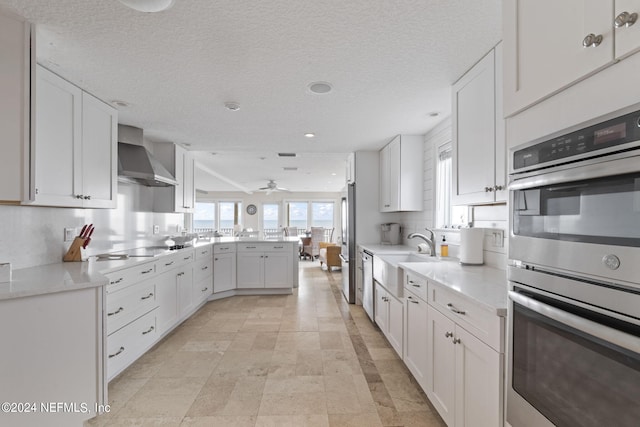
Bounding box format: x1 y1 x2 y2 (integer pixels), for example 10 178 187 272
508 154 640 191
509 291 640 354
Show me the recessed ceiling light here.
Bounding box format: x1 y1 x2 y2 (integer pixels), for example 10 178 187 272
304 133 315 138
331 173 337 176
118 0 175 12
111 100 131 109
224 102 241 111
308 81 333 94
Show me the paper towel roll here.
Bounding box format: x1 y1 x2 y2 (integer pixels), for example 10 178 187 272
459 228 484 265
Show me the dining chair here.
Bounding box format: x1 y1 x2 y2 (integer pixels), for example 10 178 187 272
303 227 325 260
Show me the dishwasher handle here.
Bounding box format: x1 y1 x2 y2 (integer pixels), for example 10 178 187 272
339 253 349 263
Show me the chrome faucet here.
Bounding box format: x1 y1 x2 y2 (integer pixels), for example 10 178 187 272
407 228 436 256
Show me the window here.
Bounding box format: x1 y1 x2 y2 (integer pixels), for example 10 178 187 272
311 202 334 228
193 201 242 234
263 203 279 230
287 202 308 230
436 143 468 228
193 202 215 231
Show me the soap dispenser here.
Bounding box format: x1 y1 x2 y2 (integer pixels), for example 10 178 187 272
440 235 449 257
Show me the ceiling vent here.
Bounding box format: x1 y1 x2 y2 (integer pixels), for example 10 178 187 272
278 153 297 157
283 167 298 171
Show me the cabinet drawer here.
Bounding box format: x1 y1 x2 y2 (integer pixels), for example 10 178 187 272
156 250 194 274
193 258 213 283
195 244 213 260
194 276 212 303
237 243 265 252
213 243 236 254
429 282 504 352
107 278 158 335
263 243 290 252
107 308 158 380
404 272 428 302
105 261 156 294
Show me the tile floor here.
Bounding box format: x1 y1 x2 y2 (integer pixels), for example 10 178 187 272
87 261 446 427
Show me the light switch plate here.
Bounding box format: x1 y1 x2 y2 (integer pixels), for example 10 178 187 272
153 225 160 235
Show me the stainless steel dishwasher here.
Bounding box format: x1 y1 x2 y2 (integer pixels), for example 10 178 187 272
361 250 374 321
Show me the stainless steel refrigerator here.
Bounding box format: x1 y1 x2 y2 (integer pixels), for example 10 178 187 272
340 183 356 303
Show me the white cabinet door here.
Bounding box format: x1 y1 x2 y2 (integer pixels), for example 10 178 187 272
236 253 264 289
177 267 194 318
615 0 640 59
387 137 401 211
0 10 30 202
33 66 83 207
156 270 178 335
454 326 502 427
263 252 291 288
503 0 614 116
374 282 388 330
379 143 392 211
404 293 429 391
427 305 456 427
452 49 498 206
182 151 195 211
387 292 403 357
81 92 117 208
213 252 236 293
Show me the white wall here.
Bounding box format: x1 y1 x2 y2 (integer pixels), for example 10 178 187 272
0 183 184 270
399 117 509 269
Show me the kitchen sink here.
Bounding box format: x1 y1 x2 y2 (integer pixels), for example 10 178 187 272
373 252 439 294
375 252 435 267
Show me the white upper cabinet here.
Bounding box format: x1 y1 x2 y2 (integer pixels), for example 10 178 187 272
30 65 117 208
379 135 423 212
153 143 195 213
0 10 31 203
452 46 506 205
504 0 640 116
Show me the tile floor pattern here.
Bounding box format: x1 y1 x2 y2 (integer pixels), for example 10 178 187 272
87 262 446 427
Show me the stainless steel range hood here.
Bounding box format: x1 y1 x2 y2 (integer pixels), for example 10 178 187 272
117 125 178 187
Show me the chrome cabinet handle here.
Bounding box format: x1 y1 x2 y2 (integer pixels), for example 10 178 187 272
453 338 461 344
109 346 125 358
214 257 219 261
107 307 124 316
484 186 494 192
165 261 175 266
184 256 191 260
75 194 83 199
140 293 154 300
142 326 155 335
201 287 209 292
583 33 603 48
407 296 419 304
84 195 91 200
141 268 153 274
493 185 504 191
445 331 454 338
447 303 466 315
615 11 638 28
202 266 209 270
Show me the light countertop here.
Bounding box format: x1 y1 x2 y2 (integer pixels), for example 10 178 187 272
357 243 507 316
0 238 299 301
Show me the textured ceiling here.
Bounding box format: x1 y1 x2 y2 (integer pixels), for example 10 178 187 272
0 0 502 192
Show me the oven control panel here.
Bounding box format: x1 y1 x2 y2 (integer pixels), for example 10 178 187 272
513 109 640 171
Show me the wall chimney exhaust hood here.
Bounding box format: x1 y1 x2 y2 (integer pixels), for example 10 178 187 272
117 125 178 187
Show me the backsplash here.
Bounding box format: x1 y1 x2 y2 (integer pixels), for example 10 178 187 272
399 117 508 269
0 183 184 270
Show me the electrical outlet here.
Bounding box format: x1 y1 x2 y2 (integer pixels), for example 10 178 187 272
64 227 76 242
492 230 504 248
153 225 160 235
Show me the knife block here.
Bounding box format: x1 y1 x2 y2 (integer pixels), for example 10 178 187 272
63 237 87 262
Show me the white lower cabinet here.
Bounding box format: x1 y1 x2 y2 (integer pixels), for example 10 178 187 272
193 256 213 304
157 263 193 335
427 305 502 427
107 308 158 381
404 289 429 392
236 243 293 289
213 250 236 293
374 281 403 357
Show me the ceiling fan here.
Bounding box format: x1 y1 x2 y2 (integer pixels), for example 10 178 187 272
257 180 291 195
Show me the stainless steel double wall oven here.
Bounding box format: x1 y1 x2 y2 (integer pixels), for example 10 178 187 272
507 105 640 427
